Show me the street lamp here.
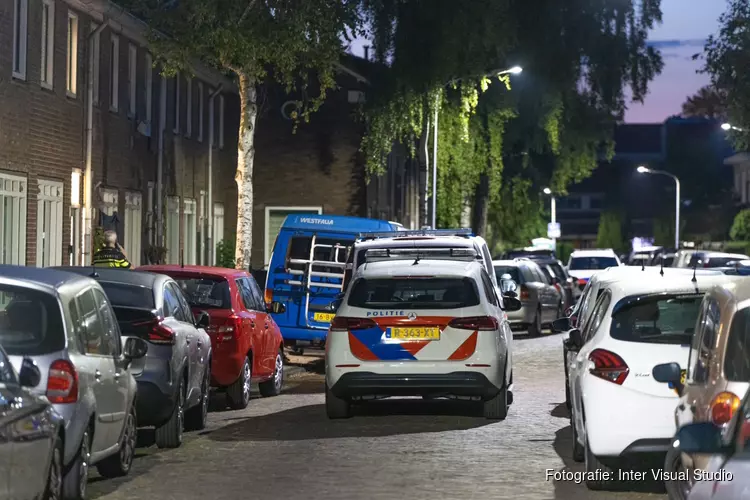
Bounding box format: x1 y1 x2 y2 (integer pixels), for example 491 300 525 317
637 165 681 249
722 122 744 131
542 187 556 248
430 65 523 229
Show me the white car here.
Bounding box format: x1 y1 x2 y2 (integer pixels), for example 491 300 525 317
566 249 621 289
566 267 733 490
325 247 520 420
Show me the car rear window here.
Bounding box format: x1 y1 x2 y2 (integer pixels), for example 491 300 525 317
610 294 702 345
569 256 618 270
98 282 155 309
172 277 231 309
724 307 750 381
494 266 521 284
347 277 480 309
707 256 747 268
0 285 65 356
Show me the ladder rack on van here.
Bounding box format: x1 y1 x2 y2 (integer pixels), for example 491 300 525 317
364 247 482 263
356 228 474 241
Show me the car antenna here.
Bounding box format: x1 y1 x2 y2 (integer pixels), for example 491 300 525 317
659 258 664 277
641 258 645 271
180 250 184 269
90 263 98 278
413 249 421 265
691 259 698 283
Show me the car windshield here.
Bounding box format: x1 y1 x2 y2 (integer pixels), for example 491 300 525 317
348 277 480 309
0 285 65 356
494 266 521 284
99 282 155 309
569 256 618 270
172 277 231 309
610 294 703 345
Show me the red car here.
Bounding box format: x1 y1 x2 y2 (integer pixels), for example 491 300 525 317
138 265 286 409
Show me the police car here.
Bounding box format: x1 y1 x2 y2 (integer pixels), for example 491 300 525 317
325 247 521 420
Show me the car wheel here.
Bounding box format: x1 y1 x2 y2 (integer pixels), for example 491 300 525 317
62 425 90 500
325 382 351 419
155 378 184 449
483 385 509 419
227 356 252 410
584 435 616 490
528 308 542 337
556 302 563 319
44 435 63 500
664 442 692 500
97 405 137 478
571 415 584 462
185 363 211 431
259 348 284 397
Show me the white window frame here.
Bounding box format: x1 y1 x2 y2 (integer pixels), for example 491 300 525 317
218 94 225 149
66 11 79 97
90 22 100 105
0 172 28 265
12 0 28 80
124 192 142 267
197 81 204 142
40 0 55 89
144 53 152 122
264 206 323 267
173 72 180 134
212 203 224 266
199 191 206 264
166 196 180 264
109 34 119 112
185 76 192 137
36 179 64 267
128 43 137 117
183 199 197 265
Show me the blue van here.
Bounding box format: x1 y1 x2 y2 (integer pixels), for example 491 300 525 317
264 214 402 350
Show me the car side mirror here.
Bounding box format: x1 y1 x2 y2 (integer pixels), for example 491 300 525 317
123 337 148 361
18 358 41 388
551 317 570 333
675 422 731 455
503 296 522 312
195 311 211 328
564 306 574 316
569 329 583 349
653 362 685 395
268 301 286 314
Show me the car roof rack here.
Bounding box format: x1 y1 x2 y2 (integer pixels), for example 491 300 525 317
357 228 474 240
364 247 481 263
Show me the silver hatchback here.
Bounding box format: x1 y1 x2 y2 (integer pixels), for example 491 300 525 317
0 266 147 500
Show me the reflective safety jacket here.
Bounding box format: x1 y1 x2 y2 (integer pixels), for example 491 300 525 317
92 247 131 268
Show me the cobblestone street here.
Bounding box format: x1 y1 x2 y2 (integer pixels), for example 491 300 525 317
88 333 667 500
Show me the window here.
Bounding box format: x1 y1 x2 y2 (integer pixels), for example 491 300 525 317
173 72 180 134
582 291 611 343
171 284 194 324
40 0 55 88
212 203 224 264
12 0 28 80
93 289 119 356
166 196 180 264
494 266 521 284
100 188 118 215
236 278 258 310
97 281 154 309
77 289 105 355
610 293 703 346
109 34 119 112
693 298 720 382
90 23 100 105
36 180 64 267
246 277 266 310
0 172 28 265
569 256 619 270
480 271 498 307
162 284 185 321
128 44 137 117
0 285 65 356
172 277 230 309
144 53 152 122
197 81 204 141
183 198 197 265
185 76 192 137
725 306 750 382
124 192 142 267
66 12 78 96
348 277 481 310
264 206 322 266
520 266 535 283
218 94 225 148
286 236 350 274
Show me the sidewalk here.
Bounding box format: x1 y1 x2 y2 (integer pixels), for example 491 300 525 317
284 349 325 378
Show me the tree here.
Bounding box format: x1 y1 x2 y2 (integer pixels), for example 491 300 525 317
122 0 359 269
681 85 728 120
596 211 625 252
730 209 750 241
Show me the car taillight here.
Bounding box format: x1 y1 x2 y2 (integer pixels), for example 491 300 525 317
448 316 498 331
520 286 530 300
214 316 242 342
588 349 629 385
710 392 741 426
47 360 78 404
134 316 175 345
264 288 273 305
330 317 376 331
554 283 562 294
577 279 587 286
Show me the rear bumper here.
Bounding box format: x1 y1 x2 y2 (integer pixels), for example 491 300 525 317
329 371 501 400
278 325 328 343
135 380 176 427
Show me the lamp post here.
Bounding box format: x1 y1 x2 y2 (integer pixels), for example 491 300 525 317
430 65 522 229
637 166 681 249
543 187 556 248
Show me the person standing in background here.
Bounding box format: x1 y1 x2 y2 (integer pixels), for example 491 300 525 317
92 230 131 268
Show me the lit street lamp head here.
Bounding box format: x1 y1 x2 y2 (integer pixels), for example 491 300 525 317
722 123 732 131
637 166 649 174
543 187 552 195
508 66 523 74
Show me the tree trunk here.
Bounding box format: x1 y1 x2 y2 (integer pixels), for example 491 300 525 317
472 173 490 237
234 72 258 270
418 110 431 227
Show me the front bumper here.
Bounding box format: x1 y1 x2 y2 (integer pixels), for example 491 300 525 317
329 371 502 401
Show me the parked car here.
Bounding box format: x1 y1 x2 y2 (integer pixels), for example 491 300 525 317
500 247 556 261
138 265 286 410
651 278 750 500
565 249 621 289
672 249 697 268
56 267 210 449
538 260 575 310
493 259 562 336
688 251 750 268
325 247 521 420
0 343 64 500
627 245 665 266
0 266 147 499
565 267 733 491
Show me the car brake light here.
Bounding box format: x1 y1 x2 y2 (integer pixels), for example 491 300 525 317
449 316 498 331
330 317 377 331
520 286 530 300
264 288 273 305
710 392 741 426
578 279 587 286
134 316 175 345
588 349 629 385
47 360 78 404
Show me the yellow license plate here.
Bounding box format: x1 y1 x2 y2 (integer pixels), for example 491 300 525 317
313 312 335 323
388 327 440 340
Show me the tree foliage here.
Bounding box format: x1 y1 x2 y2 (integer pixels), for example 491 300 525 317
681 85 728 120
596 211 626 252
730 209 750 241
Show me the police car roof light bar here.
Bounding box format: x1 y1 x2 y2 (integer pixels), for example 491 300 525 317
357 228 474 240
364 247 481 263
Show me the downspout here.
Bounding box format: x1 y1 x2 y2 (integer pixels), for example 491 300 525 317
157 75 166 245
207 84 223 266
83 22 107 265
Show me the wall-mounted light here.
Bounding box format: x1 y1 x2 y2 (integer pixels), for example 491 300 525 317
71 168 82 207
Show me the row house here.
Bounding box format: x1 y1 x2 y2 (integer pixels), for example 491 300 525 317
0 0 239 268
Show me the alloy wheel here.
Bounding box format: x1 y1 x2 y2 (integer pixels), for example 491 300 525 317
120 411 137 471
177 387 185 442
48 444 62 500
78 429 90 499
273 353 284 392
201 369 210 421
242 360 252 403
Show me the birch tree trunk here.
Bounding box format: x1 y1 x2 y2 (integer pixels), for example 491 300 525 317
234 72 258 270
